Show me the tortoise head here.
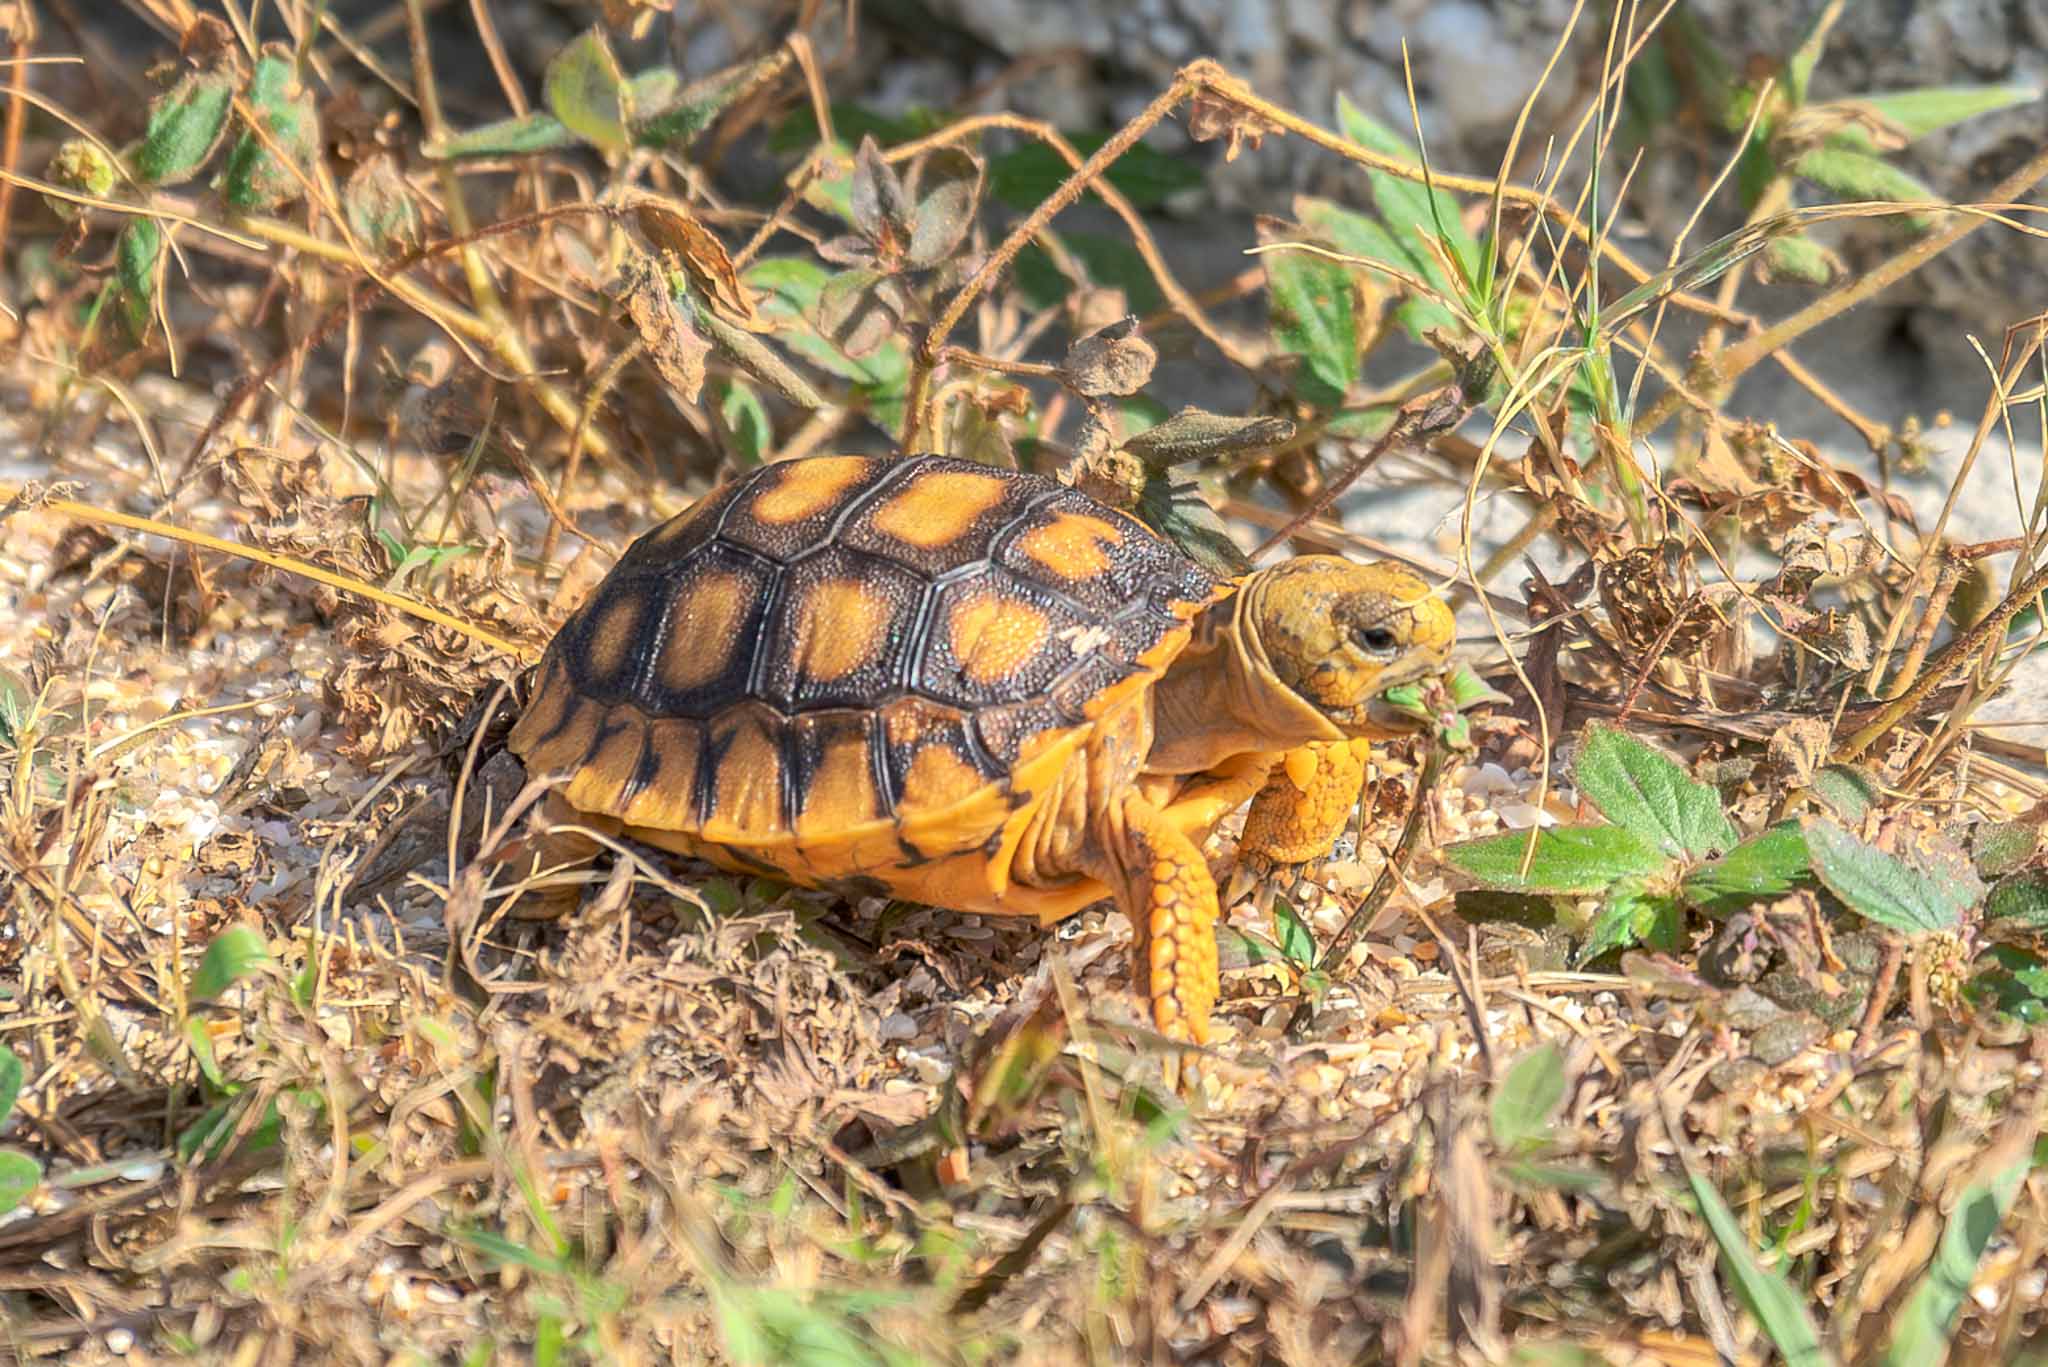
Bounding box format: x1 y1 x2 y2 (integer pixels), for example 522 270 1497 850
1239 557 1456 733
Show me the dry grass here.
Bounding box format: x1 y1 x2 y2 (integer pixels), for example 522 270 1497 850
3 2 2048 1363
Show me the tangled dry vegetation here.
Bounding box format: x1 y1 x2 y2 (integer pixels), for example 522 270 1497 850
5 1 2048 1362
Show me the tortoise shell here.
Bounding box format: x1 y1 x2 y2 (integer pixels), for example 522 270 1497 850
508 454 1226 885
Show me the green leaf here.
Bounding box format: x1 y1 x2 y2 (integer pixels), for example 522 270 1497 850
1296 195 1458 339
1804 819 1981 933
1442 824 1666 894
1121 409 1295 469
190 925 276 1003
1333 93 1480 295
134 69 234 186
1986 873 2048 929
343 157 423 257
184 1016 224 1089
988 135 1204 212
904 148 982 271
0 1048 20 1128
1792 144 1938 216
1880 1151 2029 1367
424 109 580 160
0 1149 41 1216
220 50 319 211
1687 1169 1829 1367
1811 764 1881 823
1491 1042 1566 1155
1682 823 1810 915
1855 84 2043 142
768 102 944 156
1012 233 1164 313
1136 472 1251 578
1272 898 1316 969
544 29 631 155
1264 232 1359 408
1576 882 1682 966
632 54 783 150
1571 725 1738 860
115 217 163 341
719 380 772 466
1764 234 1838 284
1972 821 2040 880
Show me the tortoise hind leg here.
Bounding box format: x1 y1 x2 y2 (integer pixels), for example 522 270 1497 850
1098 791 1222 1045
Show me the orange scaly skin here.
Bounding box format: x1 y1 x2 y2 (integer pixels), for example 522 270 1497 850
1103 792 1221 1044
1238 737 1377 869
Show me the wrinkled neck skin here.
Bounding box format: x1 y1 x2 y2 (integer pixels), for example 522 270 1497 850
1146 576 1345 776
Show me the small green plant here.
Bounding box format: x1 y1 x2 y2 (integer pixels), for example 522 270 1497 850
0 1046 41 1217
1442 725 1809 964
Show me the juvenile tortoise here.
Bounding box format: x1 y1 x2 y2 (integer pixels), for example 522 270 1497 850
508 453 1454 1044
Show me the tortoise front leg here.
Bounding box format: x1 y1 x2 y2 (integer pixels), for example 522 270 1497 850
1237 737 1376 869
1099 791 1222 1046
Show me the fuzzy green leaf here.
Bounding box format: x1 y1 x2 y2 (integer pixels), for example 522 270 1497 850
1572 725 1738 861
1333 93 1480 294
115 217 163 341
1856 83 2043 142
0 1047 21 1129
1576 882 1683 966
632 55 780 150
0 1149 41 1216
1682 823 1810 915
1812 764 1881 823
190 925 276 1003
1765 234 1838 284
1442 825 1666 894
342 158 423 257
719 380 771 466
134 69 234 186
1880 1151 2028 1367
1272 898 1316 969
1986 873 2048 929
1137 472 1252 578
1491 1042 1566 1155
1688 1169 1829 1367
544 29 632 155
1973 821 2040 880
1296 195 1458 339
1793 144 1938 212
221 50 319 210
1121 409 1295 469
904 147 982 271
424 109 580 160
1264 236 1358 409
1804 819 1981 933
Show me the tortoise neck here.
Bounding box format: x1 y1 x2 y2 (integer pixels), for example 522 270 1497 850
1147 575 1344 774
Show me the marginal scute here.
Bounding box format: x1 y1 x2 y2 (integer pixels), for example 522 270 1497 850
621 719 702 827
702 705 788 840
793 711 883 837
564 715 647 815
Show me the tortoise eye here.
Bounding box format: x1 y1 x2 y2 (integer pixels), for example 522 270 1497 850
1355 625 1399 655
